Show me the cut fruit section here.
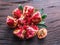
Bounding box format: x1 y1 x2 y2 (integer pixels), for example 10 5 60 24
12 8 22 19
31 11 42 24
6 16 17 28
23 5 34 17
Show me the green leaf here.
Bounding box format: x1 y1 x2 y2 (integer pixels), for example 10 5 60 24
18 4 23 11
40 8 44 15
37 24 47 28
39 21 45 24
42 14 47 20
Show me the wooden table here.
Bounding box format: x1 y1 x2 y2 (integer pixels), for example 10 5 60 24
0 0 60 45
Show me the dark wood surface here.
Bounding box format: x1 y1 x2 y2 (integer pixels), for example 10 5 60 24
0 0 60 45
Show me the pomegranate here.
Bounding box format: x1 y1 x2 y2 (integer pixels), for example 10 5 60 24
37 28 47 39
12 8 22 19
31 11 42 24
6 16 17 28
13 27 26 39
30 25 39 35
31 25 39 30
18 15 26 25
23 5 34 17
25 26 37 39
25 17 32 25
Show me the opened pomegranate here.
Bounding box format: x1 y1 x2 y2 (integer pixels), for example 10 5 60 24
31 25 39 30
31 25 39 32
6 16 17 28
25 26 37 39
23 5 34 17
18 15 26 25
37 28 47 39
31 11 42 24
13 27 26 39
12 8 22 18
25 17 32 25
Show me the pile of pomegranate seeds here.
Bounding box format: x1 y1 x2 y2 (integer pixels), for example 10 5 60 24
6 5 47 39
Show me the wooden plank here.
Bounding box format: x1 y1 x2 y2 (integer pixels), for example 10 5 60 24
0 0 28 2
0 0 60 45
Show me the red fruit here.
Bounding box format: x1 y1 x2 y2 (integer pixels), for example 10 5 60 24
12 8 22 18
31 11 42 24
13 27 26 39
25 26 36 39
23 25 28 29
27 18 32 25
18 16 26 25
31 25 39 30
25 17 32 25
6 16 17 28
23 5 34 17
31 25 39 34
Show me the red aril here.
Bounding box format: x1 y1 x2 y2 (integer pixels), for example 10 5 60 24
25 26 36 39
13 27 26 39
12 8 22 19
31 11 42 24
23 5 34 17
6 16 17 28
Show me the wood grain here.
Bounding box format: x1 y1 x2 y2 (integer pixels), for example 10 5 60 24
0 0 60 45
